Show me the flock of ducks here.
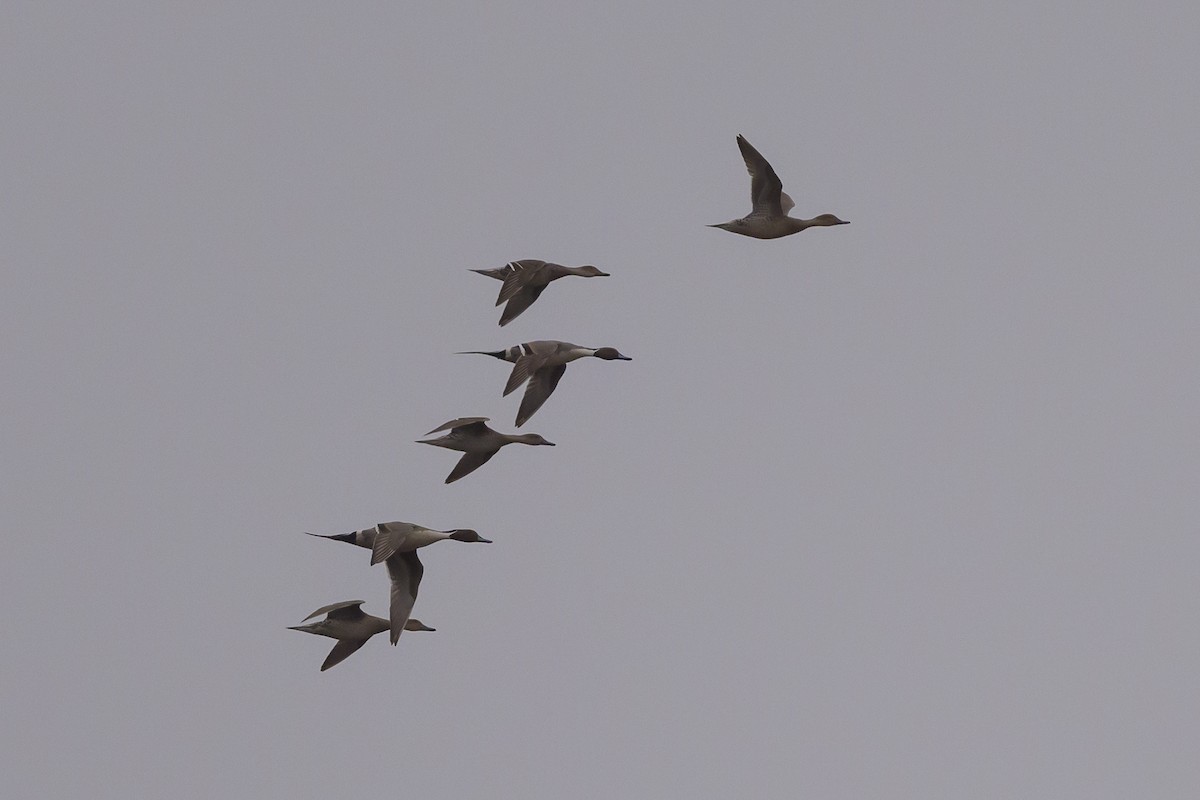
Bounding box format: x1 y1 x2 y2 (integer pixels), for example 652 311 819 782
290 134 848 670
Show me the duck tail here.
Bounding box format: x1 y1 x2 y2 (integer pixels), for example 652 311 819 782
454 349 507 359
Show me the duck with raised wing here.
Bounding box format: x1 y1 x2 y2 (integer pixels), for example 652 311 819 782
472 260 610 326
415 417 555 482
456 340 631 426
305 521 491 642
305 520 492 551
709 134 848 239
288 600 435 671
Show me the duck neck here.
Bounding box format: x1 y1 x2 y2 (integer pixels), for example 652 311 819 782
561 347 596 362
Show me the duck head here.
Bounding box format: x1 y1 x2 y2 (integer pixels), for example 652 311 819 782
404 619 436 632
593 347 632 361
811 213 849 226
448 529 493 543
515 433 556 446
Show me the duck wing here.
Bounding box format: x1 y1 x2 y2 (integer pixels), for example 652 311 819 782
310 600 367 622
736 135 785 218
386 550 425 644
422 417 490 437
445 450 497 484
320 638 370 671
516 363 567 427
497 260 548 305
371 522 419 566
503 351 550 396
498 284 548 326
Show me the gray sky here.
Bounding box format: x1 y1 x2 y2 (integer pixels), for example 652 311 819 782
3 2 1198 797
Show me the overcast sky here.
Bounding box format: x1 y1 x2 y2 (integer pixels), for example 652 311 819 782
4 2 1198 797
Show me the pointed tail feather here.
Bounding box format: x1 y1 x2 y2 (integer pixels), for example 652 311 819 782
454 350 507 359
304 531 358 544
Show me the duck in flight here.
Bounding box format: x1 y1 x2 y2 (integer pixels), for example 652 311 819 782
288 600 435 671
305 521 491 642
709 134 848 239
471 260 610 326
415 417 555 482
457 340 631 426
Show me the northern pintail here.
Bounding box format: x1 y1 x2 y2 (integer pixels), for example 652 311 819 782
415 417 555 482
457 341 631 426
305 520 492 552
709 134 848 239
472 260 610 326
306 521 491 642
288 599 434 671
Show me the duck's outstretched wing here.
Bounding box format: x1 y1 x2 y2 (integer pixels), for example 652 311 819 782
737 135 785 218
504 351 550 396
445 450 497 484
387 550 425 645
497 260 548 305
301 600 367 622
371 522 419 566
516 363 567 427
498 284 548 326
320 638 370 671
422 417 490 436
